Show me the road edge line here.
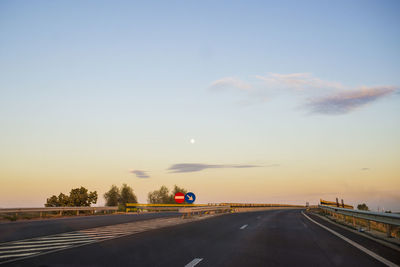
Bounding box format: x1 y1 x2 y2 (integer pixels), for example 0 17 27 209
309 211 400 252
302 211 399 267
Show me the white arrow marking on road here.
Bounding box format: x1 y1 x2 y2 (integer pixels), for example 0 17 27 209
240 224 248 229
185 258 203 267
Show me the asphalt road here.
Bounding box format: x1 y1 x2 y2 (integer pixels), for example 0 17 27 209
0 212 179 243
2 209 400 266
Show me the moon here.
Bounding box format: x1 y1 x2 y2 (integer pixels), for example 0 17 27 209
190 138 195 144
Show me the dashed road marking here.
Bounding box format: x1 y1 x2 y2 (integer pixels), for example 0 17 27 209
302 212 399 267
185 258 203 267
240 224 248 230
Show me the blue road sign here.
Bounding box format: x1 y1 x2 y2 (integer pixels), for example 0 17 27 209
185 192 196 204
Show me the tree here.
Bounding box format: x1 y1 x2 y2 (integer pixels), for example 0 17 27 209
103 184 138 208
357 203 369 211
45 195 60 207
68 187 98 207
104 185 120 206
58 193 70 206
147 185 170 204
147 185 188 204
119 184 137 206
45 187 97 207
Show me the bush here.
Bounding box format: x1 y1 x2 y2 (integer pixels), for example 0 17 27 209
45 187 98 207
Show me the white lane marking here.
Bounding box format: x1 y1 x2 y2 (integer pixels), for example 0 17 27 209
240 224 248 230
9 235 115 247
78 231 128 235
0 240 96 250
81 227 134 231
27 234 115 242
51 233 87 237
35 235 95 240
302 212 399 267
0 245 71 254
185 258 203 267
0 252 39 259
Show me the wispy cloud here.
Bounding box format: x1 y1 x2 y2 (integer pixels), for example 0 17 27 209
209 73 398 115
210 77 251 91
255 72 344 91
306 86 396 114
130 170 150 178
167 163 264 173
361 168 370 171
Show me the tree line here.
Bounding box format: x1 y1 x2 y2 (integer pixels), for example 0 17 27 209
45 184 190 207
46 187 375 211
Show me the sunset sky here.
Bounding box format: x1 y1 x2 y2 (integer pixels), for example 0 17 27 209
1 1 399 210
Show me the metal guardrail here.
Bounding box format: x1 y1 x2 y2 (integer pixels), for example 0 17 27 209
126 203 208 209
126 206 181 212
126 204 209 207
319 205 400 237
179 205 231 217
0 207 118 213
0 207 118 217
125 203 305 213
319 205 400 226
219 203 305 208
125 204 233 214
125 203 210 213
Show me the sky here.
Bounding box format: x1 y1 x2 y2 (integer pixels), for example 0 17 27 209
1 0 399 211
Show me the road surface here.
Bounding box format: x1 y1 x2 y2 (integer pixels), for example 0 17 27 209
0 212 179 243
1 209 399 266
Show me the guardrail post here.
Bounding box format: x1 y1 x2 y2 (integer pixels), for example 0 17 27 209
40 212 43 218
352 216 356 228
367 220 371 231
76 210 79 216
386 224 392 238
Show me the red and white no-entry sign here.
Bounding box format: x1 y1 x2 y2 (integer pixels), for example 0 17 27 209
174 192 185 204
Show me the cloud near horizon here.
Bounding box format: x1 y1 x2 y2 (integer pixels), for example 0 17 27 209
130 170 150 178
306 86 396 114
210 73 398 115
255 72 344 91
168 163 264 173
210 77 252 91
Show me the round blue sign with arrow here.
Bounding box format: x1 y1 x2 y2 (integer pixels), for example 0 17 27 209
185 192 196 204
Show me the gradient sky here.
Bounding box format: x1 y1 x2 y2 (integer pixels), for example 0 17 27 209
1 0 399 210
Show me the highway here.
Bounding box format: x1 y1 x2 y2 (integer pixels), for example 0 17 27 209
1 209 399 266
